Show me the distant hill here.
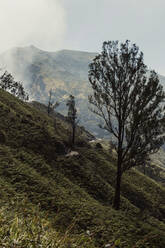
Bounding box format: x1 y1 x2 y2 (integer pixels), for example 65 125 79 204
0 45 165 139
0 89 165 247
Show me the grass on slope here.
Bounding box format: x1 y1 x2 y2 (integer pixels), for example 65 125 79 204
0 89 165 247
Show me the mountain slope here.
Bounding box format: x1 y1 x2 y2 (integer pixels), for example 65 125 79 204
0 89 165 247
1 45 165 140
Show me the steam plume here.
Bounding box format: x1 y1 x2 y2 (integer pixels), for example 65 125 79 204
0 0 66 53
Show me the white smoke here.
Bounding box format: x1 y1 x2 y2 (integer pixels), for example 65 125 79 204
0 0 66 53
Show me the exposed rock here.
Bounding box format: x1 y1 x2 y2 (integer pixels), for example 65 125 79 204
66 151 79 157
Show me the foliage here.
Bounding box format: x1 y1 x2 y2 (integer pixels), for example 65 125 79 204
0 200 96 248
88 40 165 209
0 71 29 101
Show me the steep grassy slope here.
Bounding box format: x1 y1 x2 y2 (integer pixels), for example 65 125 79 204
0 89 165 247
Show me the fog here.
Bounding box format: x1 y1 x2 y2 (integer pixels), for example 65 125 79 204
0 0 165 75
0 0 66 53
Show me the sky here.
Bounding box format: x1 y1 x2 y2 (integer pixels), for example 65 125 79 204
0 0 165 74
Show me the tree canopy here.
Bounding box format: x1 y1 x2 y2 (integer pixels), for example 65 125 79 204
0 71 29 101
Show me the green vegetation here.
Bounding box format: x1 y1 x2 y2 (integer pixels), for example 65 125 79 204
0 200 96 247
0 71 29 101
0 89 165 247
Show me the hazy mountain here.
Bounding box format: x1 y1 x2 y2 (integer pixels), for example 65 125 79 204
0 45 165 138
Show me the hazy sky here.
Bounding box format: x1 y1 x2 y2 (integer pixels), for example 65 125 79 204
0 0 165 74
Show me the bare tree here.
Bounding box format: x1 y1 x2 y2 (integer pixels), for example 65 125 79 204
88 40 165 210
47 89 59 116
66 95 78 147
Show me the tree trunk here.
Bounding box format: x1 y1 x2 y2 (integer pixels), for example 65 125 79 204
113 154 122 210
143 163 146 175
72 124 75 147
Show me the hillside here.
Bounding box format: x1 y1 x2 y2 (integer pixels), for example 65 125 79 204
0 46 112 138
0 89 165 247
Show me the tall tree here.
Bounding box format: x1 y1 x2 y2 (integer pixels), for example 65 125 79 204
88 40 165 210
66 95 77 147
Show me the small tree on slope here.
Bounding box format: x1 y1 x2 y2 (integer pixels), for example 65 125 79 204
88 40 165 210
0 71 29 101
47 89 59 116
66 95 77 147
